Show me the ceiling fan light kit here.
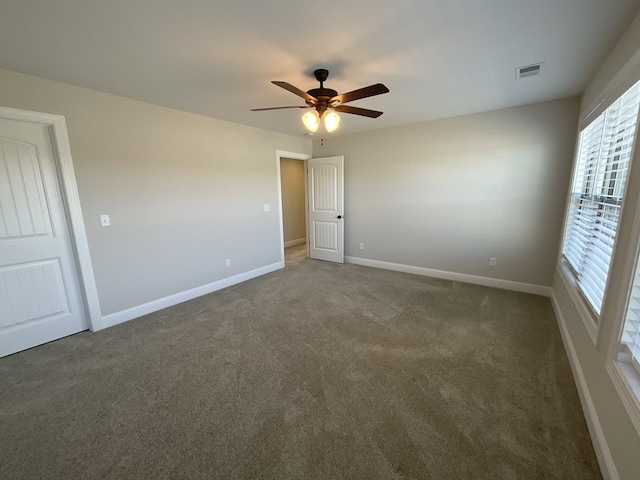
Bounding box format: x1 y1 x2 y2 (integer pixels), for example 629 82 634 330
251 68 389 133
324 110 340 132
302 110 320 132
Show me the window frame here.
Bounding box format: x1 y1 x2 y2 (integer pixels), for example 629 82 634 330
559 81 640 345
606 180 640 439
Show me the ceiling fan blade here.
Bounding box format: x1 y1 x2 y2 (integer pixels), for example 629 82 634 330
250 106 310 111
272 81 318 103
331 83 389 105
333 105 383 118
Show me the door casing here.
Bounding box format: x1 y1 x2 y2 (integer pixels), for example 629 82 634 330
276 150 345 265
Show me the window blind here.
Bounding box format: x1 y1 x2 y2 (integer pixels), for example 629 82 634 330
562 80 640 315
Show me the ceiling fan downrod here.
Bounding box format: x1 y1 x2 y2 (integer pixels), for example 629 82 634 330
306 69 339 105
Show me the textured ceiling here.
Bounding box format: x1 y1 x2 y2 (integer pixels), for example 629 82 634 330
1 0 639 137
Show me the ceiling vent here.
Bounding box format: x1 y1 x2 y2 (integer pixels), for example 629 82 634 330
516 62 544 79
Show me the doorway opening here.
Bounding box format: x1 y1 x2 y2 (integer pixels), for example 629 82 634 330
276 150 311 266
279 156 308 265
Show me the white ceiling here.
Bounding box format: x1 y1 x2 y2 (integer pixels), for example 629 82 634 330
1 1 639 137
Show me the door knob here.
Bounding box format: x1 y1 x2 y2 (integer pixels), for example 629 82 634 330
337 215 343 219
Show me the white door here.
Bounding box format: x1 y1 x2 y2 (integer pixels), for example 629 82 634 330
0 119 88 357
308 156 344 263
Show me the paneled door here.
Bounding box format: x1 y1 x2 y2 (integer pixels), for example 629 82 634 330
0 119 88 357
308 156 344 263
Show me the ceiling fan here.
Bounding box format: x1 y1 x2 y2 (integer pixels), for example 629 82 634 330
251 69 389 133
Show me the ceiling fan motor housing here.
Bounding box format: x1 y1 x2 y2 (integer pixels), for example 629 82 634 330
307 69 338 112
306 88 338 108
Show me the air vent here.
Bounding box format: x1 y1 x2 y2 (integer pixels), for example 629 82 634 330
516 62 544 79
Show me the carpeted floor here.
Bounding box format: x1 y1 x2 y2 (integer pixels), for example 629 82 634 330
0 245 601 479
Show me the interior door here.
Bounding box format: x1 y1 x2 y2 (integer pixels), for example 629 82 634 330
0 119 88 357
308 156 344 263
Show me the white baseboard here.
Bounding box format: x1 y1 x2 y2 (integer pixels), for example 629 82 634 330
550 291 619 480
284 237 306 248
344 256 551 296
102 261 284 329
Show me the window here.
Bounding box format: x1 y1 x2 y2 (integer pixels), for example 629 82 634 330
610 199 640 432
621 253 640 372
562 80 640 317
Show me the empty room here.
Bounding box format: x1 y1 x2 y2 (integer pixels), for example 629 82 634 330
2 1 640 479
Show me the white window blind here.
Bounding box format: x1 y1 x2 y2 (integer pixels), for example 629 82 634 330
562 80 640 315
622 256 640 372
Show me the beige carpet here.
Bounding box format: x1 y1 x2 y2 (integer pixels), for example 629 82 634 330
0 245 601 479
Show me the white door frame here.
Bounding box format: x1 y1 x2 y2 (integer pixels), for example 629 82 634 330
0 106 102 331
276 150 312 265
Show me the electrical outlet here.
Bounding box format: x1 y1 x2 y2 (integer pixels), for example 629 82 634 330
100 214 111 227
225 259 231 267
489 257 497 267
359 243 364 250
263 203 270 212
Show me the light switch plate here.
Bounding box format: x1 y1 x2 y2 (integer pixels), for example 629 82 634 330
100 214 111 227
263 203 270 212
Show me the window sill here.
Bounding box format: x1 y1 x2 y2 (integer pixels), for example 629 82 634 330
557 261 599 346
606 360 640 438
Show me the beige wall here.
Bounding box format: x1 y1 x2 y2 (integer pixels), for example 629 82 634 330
0 68 311 316
581 13 640 121
551 12 640 480
313 97 580 287
280 157 306 244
